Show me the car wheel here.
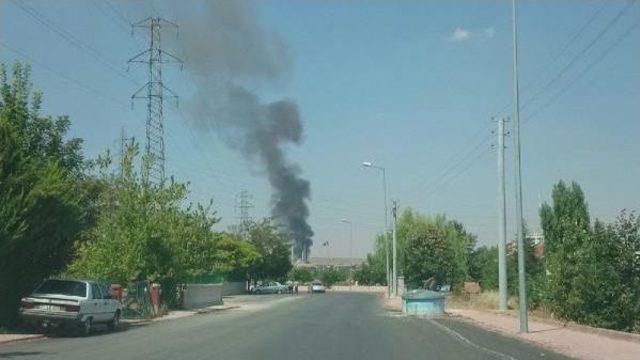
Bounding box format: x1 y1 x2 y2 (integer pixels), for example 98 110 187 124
255 289 261 295
107 311 120 331
79 317 92 336
277 289 282 294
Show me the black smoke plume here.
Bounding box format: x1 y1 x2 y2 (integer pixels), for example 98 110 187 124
171 1 312 259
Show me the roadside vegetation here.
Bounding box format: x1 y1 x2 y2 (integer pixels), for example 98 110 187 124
0 62 293 328
357 182 639 333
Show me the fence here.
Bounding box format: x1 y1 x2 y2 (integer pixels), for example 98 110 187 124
121 281 153 319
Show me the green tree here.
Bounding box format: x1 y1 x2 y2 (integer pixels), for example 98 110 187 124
246 219 293 283
468 246 499 290
540 181 591 319
316 267 348 287
354 252 386 285
288 267 314 283
403 213 475 289
0 63 85 326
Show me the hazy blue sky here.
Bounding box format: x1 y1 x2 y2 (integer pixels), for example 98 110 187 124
2 0 639 258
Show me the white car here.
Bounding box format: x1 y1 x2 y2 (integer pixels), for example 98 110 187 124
309 281 326 293
20 279 122 335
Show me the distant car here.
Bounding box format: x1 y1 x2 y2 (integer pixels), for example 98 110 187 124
251 281 287 294
19 279 122 335
309 281 326 293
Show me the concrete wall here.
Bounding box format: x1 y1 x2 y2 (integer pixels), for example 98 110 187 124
328 285 386 293
222 281 247 296
183 283 223 310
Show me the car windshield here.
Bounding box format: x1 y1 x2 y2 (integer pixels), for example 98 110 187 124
34 280 86 297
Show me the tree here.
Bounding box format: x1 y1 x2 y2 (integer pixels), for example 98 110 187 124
354 252 386 285
539 181 591 319
212 233 260 281
468 246 499 291
403 213 475 289
246 219 293 283
317 267 347 287
0 63 85 326
288 267 314 283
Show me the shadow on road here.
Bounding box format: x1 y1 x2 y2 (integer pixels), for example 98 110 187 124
0 351 48 358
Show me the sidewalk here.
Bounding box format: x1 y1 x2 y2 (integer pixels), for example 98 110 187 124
0 333 44 346
382 295 640 360
446 308 640 360
0 301 240 345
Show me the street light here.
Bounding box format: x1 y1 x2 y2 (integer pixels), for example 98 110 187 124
362 160 390 298
340 219 353 290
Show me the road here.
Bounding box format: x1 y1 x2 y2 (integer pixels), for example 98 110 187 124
0 293 569 360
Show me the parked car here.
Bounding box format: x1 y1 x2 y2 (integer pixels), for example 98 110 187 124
251 281 288 294
19 279 122 335
309 281 326 293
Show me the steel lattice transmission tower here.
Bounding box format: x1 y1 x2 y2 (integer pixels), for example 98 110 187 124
235 190 254 236
128 17 183 183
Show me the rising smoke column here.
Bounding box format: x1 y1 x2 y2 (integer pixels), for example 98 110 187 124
171 1 312 259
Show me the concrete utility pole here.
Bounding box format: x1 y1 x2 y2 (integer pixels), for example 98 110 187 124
128 16 183 184
497 118 508 311
392 200 398 296
511 0 529 333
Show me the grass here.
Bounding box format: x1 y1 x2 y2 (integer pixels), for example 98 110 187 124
446 290 517 311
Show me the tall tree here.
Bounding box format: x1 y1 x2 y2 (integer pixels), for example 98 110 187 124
0 63 85 326
246 219 292 283
539 181 591 319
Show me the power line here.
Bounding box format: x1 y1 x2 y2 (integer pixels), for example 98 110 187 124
422 146 493 200
520 0 637 113
411 0 635 201
0 41 128 109
9 0 137 86
524 15 640 124
104 1 132 28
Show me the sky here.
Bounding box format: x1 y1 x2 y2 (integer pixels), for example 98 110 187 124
1 0 639 258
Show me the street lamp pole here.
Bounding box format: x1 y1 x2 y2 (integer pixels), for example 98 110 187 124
363 161 391 298
512 0 528 333
341 219 353 291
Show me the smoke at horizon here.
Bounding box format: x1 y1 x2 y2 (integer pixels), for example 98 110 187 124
171 0 313 259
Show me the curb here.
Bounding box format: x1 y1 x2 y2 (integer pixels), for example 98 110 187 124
121 304 239 326
0 334 45 346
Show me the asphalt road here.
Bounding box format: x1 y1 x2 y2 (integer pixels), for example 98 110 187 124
0 293 569 360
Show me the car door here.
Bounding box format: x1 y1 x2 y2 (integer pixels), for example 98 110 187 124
90 283 107 321
99 284 116 320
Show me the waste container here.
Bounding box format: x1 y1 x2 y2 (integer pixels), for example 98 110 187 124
401 289 445 316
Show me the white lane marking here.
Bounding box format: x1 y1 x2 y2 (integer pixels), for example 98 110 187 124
427 318 519 360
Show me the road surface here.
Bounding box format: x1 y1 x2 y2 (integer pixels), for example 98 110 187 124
0 293 569 359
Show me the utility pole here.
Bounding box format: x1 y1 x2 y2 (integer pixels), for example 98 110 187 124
128 16 183 184
512 0 528 333
497 118 508 311
392 200 398 296
382 169 390 298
